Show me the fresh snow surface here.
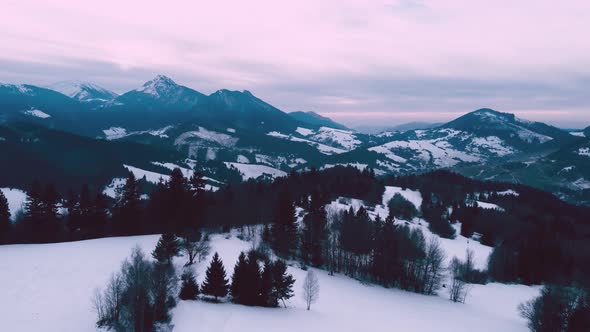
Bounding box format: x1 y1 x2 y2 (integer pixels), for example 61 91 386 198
102 177 126 198
296 127 314 136
124 164 168 184
267 131 347 155
321 163 368 171
467 136 514 156
0 232 539 332
175 127 238 147
578 148 590 157
496 190 520 197
308 127 361 150
151 161 223 185
471 201 505 211
23 109 51 119
224 162 287 180
570 131 586 137
0 188 27 220
227 128 236 133
103 126 172 140
382 186 423 209
102 127 128 140
237 155 250 163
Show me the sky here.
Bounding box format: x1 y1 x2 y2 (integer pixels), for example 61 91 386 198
1 0 589 128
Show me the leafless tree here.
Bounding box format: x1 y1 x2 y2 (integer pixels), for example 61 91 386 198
182 232 210 265
302 270 320 310
422 237 446 295
92 272 124 328
448 257 469 303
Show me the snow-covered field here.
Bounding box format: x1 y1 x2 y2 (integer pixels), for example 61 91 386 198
0 231 539 332
224 162 287 180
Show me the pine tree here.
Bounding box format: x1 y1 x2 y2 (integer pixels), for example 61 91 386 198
201 252 229 301
152 233 180 265
113 172 142 235
271 191 298 257
241 251 261 305
179 268 199 300
0 190 10 241
271 259 295 308
65 189 80 233
90 192 108 236
259 260 275 307
301 191 328 267
230 252 249 304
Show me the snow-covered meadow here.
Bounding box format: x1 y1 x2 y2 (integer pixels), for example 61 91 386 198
0 185 540 331
0 233 539 332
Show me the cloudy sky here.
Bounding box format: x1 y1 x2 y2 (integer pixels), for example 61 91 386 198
1 0 589 128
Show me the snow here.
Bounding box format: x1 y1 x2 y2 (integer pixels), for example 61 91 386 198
296 127 314 136
570 131 586 137
137 75 178 98
102 177 126 198
471 201 505 211
321 163 368 171
47 81 117 101
577 147 590 157
103 126 173 140
467 136 514 156
23 109 51 119
227 128 236 133
224 162 287 180
0 188 27 220
382 186 423 209
175 127 238 148
308 127 361 150
124 164 168 184
267 131 347 155
151 161 223 185
102 127 127 140
572 178 590 190
496 190 519 197
0 229 539 332
237 155 250 163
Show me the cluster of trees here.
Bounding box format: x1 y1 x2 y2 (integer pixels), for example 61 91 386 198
263 191 447 296
388 170 590 288
93 247 177 332
519 286 590 332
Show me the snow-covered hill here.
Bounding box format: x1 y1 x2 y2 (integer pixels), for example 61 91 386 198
0 231 539 332
47 81 118 103
0 186 542 332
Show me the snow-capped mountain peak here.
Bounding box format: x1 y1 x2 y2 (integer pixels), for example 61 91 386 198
48 80 118 102
137 75 179 98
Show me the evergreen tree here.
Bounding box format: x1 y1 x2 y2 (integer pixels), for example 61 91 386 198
65 189 80 233
230 252 249 304
179 268 199 300
201 252 229 301
241 251 261 305
152 233 181 265
301 191 328 267
0 190 10 241
259 260 275 307
271 259 295 308
271 191 298 257
113 172 142 235
90 192 108 236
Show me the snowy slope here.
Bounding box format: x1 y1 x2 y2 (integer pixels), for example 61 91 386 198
0 233 539 332
224 162 287 180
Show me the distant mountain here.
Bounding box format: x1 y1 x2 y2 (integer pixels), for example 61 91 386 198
355 122 441 134
113 75 205 112
190 89 297 133
48 81 118 103
0 122 182 191
0 83 82 121
288 111 349 130
585 126 590 138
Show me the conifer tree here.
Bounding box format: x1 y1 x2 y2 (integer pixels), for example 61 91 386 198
90 192 108 236
0 190 10 241
179 268 199 300
271 259 295 308
201 252 229 301
65 189 80 233
230 252 249 304
241 251 261 305
152 233 181 265
259 260 275 307
271 191 298 257
113 172 142 235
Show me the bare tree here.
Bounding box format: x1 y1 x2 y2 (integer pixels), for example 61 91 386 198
422 237 446 295
448 257 469 303
182 231 210 265
302 270 320 310
92 272 124 328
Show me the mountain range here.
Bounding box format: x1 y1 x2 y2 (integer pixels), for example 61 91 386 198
1 75 589 205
